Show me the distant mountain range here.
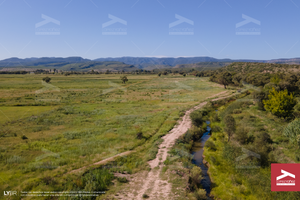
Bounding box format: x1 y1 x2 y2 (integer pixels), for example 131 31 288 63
0 56 299 72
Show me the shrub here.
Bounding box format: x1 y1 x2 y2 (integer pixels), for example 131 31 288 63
42 76 51 83
190 110 204 127
213 113 220 122
205 140 217 151
21 135 28 140
189 166 203 190
194 188 207 200
235 127 248 144
136 132 143 139
224 115 236 142
81 168 114 192
284 118 300 145
263 88 296 118
142 194 149 198
211 125 221 133
117 177 128 183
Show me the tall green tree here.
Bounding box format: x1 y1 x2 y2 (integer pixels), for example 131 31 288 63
224 115 236 142
218 72 233 89
263 88 296 118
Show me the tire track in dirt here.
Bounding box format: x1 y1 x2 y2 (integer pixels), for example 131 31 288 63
131 91 233 200
68 151 133 174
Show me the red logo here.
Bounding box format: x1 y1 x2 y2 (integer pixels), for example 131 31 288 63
271 164 300 191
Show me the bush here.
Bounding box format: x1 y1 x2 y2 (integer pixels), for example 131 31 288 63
81 168 114 192
224 115 236 142
142 194 149 198
205 140 217 151
190 110 204 127
21 135 28 140
263 88 296 118
117 177 128 183
211 125 221 133
235 127 248 144
194 188 207 200
136 132 143 139
213 113 220 122
189 166 203 190
284 118 300 145
42 76 51 83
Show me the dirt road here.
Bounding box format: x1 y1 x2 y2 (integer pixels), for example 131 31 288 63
124 91 234 200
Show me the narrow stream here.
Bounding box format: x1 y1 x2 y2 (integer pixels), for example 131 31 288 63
191 121 212 195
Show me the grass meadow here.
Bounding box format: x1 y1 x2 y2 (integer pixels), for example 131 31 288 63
0 74 225 199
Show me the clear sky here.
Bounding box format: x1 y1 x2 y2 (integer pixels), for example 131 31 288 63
0 0 299 60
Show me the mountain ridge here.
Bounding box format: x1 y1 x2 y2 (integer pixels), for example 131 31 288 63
0 56 299 71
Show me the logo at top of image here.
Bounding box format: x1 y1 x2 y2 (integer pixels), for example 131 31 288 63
102 14 127 35
271 163 300 191
35 14 60 35
236 14 260 35
169 14 194 35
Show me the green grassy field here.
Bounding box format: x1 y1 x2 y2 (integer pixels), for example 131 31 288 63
0 74 225 199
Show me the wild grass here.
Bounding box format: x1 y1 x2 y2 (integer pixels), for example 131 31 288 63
0 74 225 198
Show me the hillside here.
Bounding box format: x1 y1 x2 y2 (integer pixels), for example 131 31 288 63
216 62 300 74
1 56 300 72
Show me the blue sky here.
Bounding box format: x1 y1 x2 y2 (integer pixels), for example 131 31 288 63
0 0 299 60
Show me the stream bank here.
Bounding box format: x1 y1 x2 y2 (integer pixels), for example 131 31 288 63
191 121 212 196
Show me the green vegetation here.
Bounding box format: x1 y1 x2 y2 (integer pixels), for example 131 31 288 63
42 76 51 83
224 115 236 142
203 93 300 200
120 75 128 84
263 88 296 118
284 118 300 145
0 74 224 199
201 62 300 199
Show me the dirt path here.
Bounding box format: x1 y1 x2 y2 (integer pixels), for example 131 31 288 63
123 91 233 200
67 90 236 199
68 151 133 174
68 91 235 176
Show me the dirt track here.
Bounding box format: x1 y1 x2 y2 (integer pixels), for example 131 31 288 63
68 90 236 199
69 151 133 174
124 91 234 200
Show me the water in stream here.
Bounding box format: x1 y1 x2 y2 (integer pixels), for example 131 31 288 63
191 121 212 195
